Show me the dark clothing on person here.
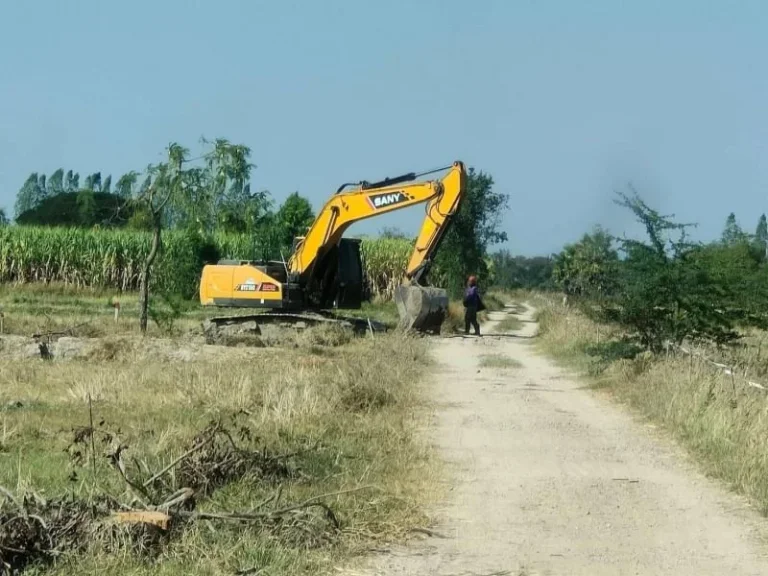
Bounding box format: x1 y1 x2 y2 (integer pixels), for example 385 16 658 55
463 286 481 335
465 306 480 335
464 286 480 307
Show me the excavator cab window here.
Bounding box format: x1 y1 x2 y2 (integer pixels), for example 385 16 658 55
335 239 364 309
310 238 364 310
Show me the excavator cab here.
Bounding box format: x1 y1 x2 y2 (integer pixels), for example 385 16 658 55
304 238 365 310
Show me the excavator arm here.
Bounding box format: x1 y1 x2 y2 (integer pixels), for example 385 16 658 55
405 161 466 284
288 161 467 285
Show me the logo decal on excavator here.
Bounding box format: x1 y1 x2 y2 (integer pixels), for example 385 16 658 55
367 191 408 210
235 279 279 293
235 279 260 292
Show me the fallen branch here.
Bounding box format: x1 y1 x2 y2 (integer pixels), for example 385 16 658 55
156 488 194 510
32 320 92 340
120 485 377 530
179 485 375 522
408 526 448 539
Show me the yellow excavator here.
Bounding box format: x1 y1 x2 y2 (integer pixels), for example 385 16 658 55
199 161 466 332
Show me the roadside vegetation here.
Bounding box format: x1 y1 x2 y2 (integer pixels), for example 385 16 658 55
535 295 768 515
523 192 768 516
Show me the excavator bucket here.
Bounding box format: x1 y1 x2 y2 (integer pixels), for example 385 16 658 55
394 285 449 334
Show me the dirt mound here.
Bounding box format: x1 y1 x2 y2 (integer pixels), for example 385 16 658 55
202 319 265 347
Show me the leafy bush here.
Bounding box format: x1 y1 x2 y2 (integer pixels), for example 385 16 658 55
595 192 751 351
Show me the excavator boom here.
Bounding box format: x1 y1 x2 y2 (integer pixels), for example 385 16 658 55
288 162 466 280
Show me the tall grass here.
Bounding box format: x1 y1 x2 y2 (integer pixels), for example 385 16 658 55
534 294 768 515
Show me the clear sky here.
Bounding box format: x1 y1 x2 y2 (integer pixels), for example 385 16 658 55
1 0 767 255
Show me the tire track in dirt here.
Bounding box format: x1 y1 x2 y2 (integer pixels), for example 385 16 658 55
347 303 768 575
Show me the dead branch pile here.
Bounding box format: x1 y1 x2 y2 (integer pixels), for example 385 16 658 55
0 493 112 574
0 418 363 572
173 423 296 496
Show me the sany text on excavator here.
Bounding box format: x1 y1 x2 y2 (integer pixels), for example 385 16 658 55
199 161 467 332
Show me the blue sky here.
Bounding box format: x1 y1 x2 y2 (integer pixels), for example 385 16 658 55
1 0 766 255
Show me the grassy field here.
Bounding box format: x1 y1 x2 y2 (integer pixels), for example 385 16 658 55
0 283 216 337
533 293 768 515
0 285 440 575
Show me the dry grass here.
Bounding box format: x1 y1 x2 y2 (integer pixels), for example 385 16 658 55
496 314 524 333
0 283 242 338
478 353 522 369
534 293 768 515
0 286 439 575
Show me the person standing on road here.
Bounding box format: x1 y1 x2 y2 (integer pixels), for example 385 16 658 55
463 275 484 336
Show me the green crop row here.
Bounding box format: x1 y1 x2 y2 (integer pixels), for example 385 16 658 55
0 226 422 301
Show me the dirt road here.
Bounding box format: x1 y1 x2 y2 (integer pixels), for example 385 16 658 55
352 304 768 575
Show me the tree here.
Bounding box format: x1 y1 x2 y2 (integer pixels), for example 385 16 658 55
116 172 139 198
166 138 267 235
48 168 64 196
76 189 97 225
14 173 43 217
598 190 747 352
65 171 80 192
552 226 618 298
722 212 746 245
16 192 133 227
84 172 102 192
201 138 255 231
276 192 314 248
754 213 768 259
102 174 112 194
432 168 509 296
136 144 189 333
37 174 47 199
490 251 554 290
0 208 8 226
134 139 252 332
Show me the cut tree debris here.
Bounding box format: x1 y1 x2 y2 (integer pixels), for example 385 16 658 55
0 419 372 572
